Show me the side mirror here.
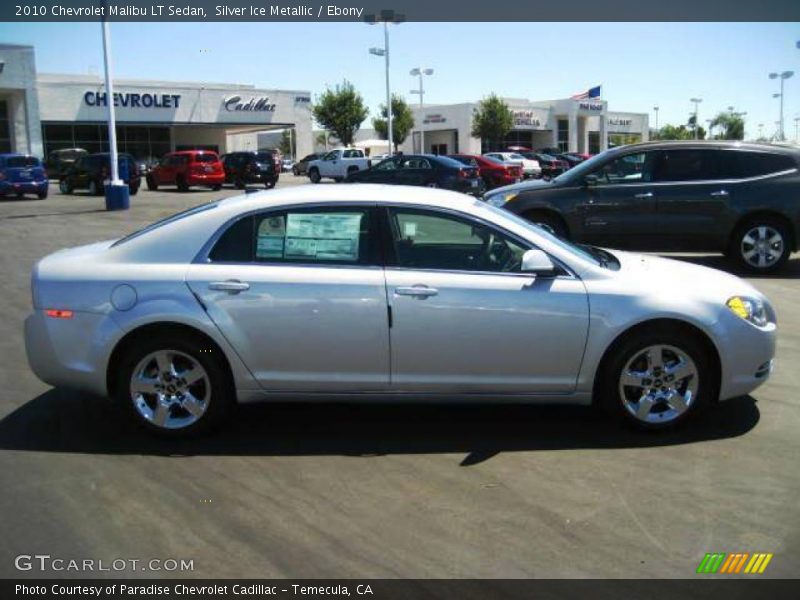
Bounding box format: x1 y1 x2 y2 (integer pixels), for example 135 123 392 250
583 174 598 187
521 249 556 276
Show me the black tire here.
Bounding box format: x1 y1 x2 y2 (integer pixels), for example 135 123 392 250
729 216 791 273
115 332 233 438
211 184 222 191
309 168 321 184
129 185 138 196
176 176 189 192
598 326 715 431
234 177 245 190
37 189 48 200
333 177 343 183
524 210 568 239
265 179 277 189
347 166 359 177
146 175 157 191
59 179 73 194
292 166 299 176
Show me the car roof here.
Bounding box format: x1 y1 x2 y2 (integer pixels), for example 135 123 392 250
612 140 800 156
170 150 218 156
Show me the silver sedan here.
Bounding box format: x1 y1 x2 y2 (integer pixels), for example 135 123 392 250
24 185 777 436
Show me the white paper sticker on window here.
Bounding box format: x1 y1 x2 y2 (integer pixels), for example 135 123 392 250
283 212 362 261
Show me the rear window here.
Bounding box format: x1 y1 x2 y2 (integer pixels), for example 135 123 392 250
112 202 218 247
6 156 40 168
255 152 275 163
736 151 797 178
434 155 472 169
193 153 218 163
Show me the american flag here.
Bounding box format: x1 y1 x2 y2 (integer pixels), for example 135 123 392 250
571 85 602 100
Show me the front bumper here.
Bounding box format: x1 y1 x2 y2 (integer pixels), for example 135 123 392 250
714 310 777 401
24 309 122 396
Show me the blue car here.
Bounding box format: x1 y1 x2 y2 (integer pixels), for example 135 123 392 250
0 153 48 199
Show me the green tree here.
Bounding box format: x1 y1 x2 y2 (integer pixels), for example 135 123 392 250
312 80 369 147
372 95 415 152
657 122 706 141
471 94 514 151
709 112 745 140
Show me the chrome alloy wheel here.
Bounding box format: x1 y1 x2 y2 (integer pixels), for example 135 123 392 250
130 349 210 430
618 344 698 424
741 225 784 269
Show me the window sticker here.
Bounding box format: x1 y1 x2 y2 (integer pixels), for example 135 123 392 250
256 216 286 259
256 212 363 262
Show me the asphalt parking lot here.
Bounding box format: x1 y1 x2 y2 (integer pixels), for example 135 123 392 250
0 177 798 579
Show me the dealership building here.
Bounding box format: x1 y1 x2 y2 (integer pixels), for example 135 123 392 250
0 43 314 160
403 97 649 156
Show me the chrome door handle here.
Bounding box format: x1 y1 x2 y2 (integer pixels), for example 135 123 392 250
395 286 438 298
634 192 654 199
209 280 250 293
710 190 729 197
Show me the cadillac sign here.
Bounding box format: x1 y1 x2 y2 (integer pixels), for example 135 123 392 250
512 110 542 128
224 95 276 112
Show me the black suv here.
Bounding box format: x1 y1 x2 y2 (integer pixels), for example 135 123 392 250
220 151 279 189
484 141 800 272
58 152 140 196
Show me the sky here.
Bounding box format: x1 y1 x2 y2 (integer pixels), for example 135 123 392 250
1 21 799 140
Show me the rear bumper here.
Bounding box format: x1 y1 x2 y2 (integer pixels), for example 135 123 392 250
187 173 225 186
0 180 48 194
24 309 121 396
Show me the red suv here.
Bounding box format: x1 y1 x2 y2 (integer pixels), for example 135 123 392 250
449 154 523 190
146 151 224 192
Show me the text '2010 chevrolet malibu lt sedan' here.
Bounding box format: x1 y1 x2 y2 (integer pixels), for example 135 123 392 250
24 185 776 436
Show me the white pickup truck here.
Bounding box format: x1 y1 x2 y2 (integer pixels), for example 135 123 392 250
307 148 370 183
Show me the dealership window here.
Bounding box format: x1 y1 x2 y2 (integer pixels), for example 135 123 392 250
0 100 11 153
588 132 600 155
557 119 569 152
42 123 171 161
608 133 642 148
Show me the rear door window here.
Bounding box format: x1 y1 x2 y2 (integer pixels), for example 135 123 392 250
652 149 738 182
735 151 797 178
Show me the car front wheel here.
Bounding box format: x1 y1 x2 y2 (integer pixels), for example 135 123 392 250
600 328 714 430
309 168 321 183
146 175 157 191
730 218 791 273
117 334 231 437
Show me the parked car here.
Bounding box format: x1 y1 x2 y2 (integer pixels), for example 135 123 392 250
281 158 294 173
45 148 87 179
449 153 523 190
484 152 541 179
369 153 391 167
59 152 140 196
307 148 370 183
25 184 776 436
220 151 279 189
556 153 586 168
522 152 569 179
146 150 224 192
291 153 323 176
0 154 49 199
484 141 800 272
347 154 484 195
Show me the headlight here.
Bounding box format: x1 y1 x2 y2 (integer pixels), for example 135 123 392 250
726 296 768 327
485 191 518 207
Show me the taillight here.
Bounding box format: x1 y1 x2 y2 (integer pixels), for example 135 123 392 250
45 309 74 319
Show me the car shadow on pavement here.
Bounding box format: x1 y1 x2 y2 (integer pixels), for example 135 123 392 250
0 390 760 465
659 254 800 280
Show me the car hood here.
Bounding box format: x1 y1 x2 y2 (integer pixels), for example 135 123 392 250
610 250 764 302
485 178 554 197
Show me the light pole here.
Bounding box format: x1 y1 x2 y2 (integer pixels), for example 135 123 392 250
410 67 433 153
758 123 764 139
100 17 128 210
705 118 713 139
795 116 799 143
366 10 404 156
653 105 659 131
769 71 794 140
690 97 703 139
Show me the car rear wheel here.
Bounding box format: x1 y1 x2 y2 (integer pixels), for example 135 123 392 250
88 179 100 196
292 166 299 176
129 185 138 196
309 168 321 184
146 175 157 191
37 189 48 199
211 184 221 191
730 217 791 273
176 176 189 192
58 179 73 194
600 328 713 430
117 334 231 437
265 179 276 189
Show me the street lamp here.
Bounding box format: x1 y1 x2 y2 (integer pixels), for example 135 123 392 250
366 10 404 156
705 118 713 139
100 18 128 210
769 70 794 140
690 97 702 139
795 116 800 143
410 67 433 153
653 105 659 131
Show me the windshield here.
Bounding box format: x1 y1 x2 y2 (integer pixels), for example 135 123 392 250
509 153 525 160
193 154 218 163
112 202 218 247
481 203 608 267
552 148 615 183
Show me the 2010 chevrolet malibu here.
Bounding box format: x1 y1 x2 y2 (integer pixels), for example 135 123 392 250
24 185 776 436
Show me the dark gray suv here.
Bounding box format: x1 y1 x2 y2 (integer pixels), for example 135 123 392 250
484 141 800 272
